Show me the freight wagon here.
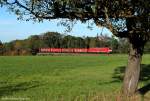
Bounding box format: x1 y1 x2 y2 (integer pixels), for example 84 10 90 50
39 48 112 53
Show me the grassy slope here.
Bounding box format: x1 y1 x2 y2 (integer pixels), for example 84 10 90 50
0 54 149 101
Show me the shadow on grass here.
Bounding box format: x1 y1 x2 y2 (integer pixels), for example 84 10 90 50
0 81 44 97
112 64 150 95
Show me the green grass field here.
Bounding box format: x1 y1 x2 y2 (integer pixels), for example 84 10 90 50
0 54 150 101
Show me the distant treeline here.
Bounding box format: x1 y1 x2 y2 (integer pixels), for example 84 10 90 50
0 32 150 55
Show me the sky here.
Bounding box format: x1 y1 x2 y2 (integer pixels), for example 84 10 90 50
0 7 112 43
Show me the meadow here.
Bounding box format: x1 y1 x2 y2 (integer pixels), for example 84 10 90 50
0 54 150 101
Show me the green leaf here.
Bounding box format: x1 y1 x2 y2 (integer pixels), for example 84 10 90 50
91 5 96 13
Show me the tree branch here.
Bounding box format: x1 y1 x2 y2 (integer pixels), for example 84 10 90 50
115 31 129 38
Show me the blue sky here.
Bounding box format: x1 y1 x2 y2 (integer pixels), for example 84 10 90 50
0 7 112 42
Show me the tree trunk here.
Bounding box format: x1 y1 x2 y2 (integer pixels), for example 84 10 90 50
122 39 145 96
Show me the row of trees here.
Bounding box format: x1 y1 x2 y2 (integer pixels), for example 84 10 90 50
1 31 150 56
0 31 131 55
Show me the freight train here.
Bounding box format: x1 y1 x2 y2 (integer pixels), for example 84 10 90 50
39 48 112 53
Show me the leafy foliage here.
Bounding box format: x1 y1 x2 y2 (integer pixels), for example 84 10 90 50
1 0 149 39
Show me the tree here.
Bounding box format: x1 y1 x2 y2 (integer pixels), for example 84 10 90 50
13 40 23 55
111 36 119 53
1 0 149 96
27 35 41 55
4 41 15 55
89 37 96 48
118 38 129 53
85 37 90 49
42 32 62 48
97 34 112 47
0 41 4 55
